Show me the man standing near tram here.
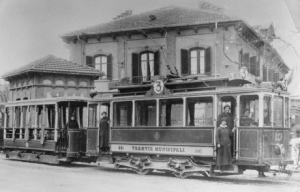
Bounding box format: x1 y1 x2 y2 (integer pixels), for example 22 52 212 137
217 105 234 157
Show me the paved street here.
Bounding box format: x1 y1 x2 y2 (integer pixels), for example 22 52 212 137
0 155 299 192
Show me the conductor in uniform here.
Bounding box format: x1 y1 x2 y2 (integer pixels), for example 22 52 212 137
99 111 110 152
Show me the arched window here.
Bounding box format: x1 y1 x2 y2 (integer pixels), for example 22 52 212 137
55 80 64 85
132 50 160 84
190 48 205 74
79 81 87 86
181 47 211 75
67 81 76 86
43 79 52 85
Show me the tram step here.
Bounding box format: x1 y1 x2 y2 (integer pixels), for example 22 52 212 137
98 154 113 163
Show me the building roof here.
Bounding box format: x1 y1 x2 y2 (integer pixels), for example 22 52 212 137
62 6 241 38
2 55 103 79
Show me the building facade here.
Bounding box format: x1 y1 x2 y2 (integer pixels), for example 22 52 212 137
2 55 101 101
62 6 289 92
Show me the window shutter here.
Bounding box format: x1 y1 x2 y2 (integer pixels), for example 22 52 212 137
242 53 250 71
263 66 267 81
181 49 189 75
132 53 139 77
239 49 243 67
154 51 160 76
107 54 112 80
205 47 211 73
268 69 274 82
256 56 260 77
250 56 256 76
132 53 140 84
86 56 93 68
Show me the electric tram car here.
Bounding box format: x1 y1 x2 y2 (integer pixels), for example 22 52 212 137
0 75 293 178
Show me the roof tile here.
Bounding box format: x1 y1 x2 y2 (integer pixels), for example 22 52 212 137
62 6 240 38
2 55 102 78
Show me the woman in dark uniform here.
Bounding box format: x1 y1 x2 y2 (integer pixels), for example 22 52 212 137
65 115 79 129
216 117 236 173
99 112 110 152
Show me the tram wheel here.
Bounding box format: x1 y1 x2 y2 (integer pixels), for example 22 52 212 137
134 169 153 175
172 172 193 179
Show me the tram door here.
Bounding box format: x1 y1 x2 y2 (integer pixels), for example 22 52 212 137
217 95 237 159
99 103 110 152
86 102 110 156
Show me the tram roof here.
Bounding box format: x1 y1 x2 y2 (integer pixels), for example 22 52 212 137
109 86 289 101
4 96 89 107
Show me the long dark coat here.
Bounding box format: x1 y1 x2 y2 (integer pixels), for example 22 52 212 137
65 120 79 129
99 117 110 148
215 126 232 166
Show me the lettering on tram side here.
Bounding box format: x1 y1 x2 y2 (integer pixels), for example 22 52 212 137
131 146 185 153
111 144 215 156
195 148 202 153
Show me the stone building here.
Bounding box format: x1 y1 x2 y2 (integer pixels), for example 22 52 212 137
2 55 102 101
61 6 289 92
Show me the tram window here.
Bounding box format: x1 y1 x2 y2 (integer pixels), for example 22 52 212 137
15 107 21 128
240 95 259 127
82 106 88 127
114 101 132 127
29 106 35 128
6 107 13 128
186 97 213 126
46 105 55 128
37 106 44 128
58 106 67 129
159 98 183 127
263 96 272 127
285 98 289 128
88 104 98 128
135 100 156 126
274 96 283 127
22 106 27 128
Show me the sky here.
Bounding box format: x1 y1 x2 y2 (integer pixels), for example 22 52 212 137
0 0 299 94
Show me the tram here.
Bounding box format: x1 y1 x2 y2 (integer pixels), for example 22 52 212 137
0 72 293 178
1 96 97 164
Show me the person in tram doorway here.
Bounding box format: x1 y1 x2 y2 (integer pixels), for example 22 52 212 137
62 115 79 148
216 117 236 173
217 104 235 157
65 115 79 129
99 111 110 153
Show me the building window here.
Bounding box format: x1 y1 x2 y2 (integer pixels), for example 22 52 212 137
95 55 107 79
132 51 160 84
240 50 260 76
181 47 211 75
42 79 52 85
67 81 76 86
79 81 87 86
86 54 112 79
55 80 64 85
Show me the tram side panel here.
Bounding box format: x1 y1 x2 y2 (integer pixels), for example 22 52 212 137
110 127 215 157
238 127 292 167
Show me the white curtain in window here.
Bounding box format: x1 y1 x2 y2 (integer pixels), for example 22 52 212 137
190 50 197 75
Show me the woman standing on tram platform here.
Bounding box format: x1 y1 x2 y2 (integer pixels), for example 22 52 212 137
216 117 236 172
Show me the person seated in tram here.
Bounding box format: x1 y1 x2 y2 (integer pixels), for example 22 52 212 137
263 109 271 126
240 109 258 126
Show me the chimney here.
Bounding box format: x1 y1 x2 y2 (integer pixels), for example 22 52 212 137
199 1 224 13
